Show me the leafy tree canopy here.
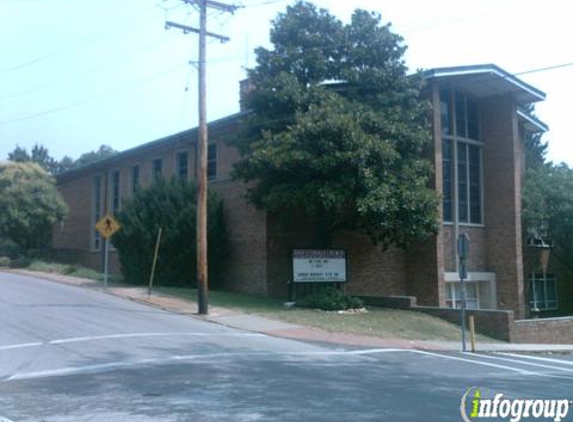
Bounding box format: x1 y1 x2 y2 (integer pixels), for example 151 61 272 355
6 144 117 174
233 1 438 248
112 177 229 287
73 145 117 169
0 162 68 251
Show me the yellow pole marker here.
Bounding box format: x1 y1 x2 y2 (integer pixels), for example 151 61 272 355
148 228 163 297
469 315 477 353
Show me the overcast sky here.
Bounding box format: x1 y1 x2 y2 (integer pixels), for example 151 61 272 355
1 0 571 165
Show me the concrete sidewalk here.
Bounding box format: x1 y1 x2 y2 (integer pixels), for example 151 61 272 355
5 268 573 353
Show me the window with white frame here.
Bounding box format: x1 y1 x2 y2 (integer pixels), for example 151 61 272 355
177 151 189 179
111 170 121 214
529 272 558 311
152 158 163 181
132 165 140 194
441 90 483 225
207 143 217 180
92 176 102 250
446 281 479 310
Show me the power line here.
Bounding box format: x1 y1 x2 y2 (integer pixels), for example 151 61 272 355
0 38 172 101
0 63 187 125
0 7 159 73
516 62 573 76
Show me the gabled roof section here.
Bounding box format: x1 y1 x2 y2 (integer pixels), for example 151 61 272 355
423 64 546 105
57 111 248 182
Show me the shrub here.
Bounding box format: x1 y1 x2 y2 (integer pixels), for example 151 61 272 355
0 256 10 267
0 237 21 259
296 286 364 311
112 177 230 288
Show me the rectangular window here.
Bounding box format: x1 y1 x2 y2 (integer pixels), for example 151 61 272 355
467 97 479 140
440 90 452 137
93 176 102 250
177 151 189 179
132 165 140 194
468 145 481 223
207 143 217 180
451 142 483 224
457 143 468 223
111 170 121 214
446 281 479 310
529 273 558 310
455 91 467 139
441 89 482 225
152 158 163 181
442 139 452 222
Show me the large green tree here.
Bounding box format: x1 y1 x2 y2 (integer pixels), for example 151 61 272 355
73 145 117 169
6 143 117 174
0 162 68 250
521 113 573 271
233 2 438 247
112 178 229 287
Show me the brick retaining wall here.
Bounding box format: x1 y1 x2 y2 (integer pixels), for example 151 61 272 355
360 295 514 341
513 317 573 344
360 295 573 344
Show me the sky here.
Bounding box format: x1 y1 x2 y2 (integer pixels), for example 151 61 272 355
0 0 572 165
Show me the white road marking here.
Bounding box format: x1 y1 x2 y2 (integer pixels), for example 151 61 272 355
410 350 542 376
0 342 43 351
49 331 265 345
474 353 573 374
0 348 547 382
0 332 265 352
5 352 324 381
4 347 571 382
497 352 573 366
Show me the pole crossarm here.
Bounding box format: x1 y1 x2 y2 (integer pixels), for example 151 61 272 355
181 0 241 13
166 0 237 315
165 21 230 43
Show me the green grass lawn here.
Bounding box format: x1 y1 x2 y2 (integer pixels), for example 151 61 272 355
17 261 499 343
154 286 498 342
25 260 124 284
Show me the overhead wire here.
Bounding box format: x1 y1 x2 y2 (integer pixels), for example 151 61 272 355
0 62 187 125
0 6 160 73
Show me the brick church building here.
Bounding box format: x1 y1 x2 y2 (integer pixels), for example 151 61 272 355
53 64 551 319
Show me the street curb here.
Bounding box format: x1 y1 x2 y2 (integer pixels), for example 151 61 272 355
4 269 573 353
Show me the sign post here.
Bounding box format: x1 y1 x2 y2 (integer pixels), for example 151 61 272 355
95 214 121 289
457 233 470 352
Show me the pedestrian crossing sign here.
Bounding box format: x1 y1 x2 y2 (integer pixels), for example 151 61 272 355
95 214 121 239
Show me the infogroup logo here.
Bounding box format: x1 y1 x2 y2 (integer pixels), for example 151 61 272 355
460 387 572 422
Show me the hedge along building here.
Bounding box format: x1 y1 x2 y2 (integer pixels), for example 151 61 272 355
53 64 547 319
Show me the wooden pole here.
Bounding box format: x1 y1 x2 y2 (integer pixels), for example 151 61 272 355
196 0 209 315
148 227 163 297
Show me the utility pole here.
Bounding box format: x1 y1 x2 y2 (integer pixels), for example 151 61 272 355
166 0 238 315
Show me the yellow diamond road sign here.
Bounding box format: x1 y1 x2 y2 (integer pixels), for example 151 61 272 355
95 214 121 239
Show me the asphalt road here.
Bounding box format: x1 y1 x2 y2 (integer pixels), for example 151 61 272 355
1 271 572 422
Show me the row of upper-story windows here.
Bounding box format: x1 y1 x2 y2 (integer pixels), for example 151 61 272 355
440 89 483 225
91 144 218 250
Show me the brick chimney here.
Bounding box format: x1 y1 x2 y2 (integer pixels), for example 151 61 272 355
239 78 254 111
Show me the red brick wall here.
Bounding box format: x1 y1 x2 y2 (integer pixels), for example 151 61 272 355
482 96 526 318
442 225 486 272
513 317 573 344
265 213 408 299
404 83 445 307
52 117 269 294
